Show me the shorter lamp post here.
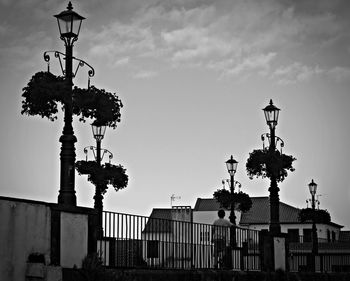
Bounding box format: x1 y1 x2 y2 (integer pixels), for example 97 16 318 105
262 99 281 236
226 155 238 248
308 179 318 271
91 124 107 236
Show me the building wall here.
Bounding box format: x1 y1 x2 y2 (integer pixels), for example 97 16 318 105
141 232 174 266
193 210 241 225
61 212 88 267
194 209 341 243
0 197 96 281
0 198 51 281
243 223 340 241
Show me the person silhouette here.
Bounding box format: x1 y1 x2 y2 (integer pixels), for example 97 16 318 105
212 209 232 268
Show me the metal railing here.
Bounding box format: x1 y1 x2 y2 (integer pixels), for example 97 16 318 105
98 210 261 270
289 252 350 272
289 236 350 272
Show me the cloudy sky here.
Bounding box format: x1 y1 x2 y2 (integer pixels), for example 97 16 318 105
1 0 350 229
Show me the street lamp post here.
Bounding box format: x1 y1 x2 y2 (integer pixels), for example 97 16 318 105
54 2 85 206
91 124 107 235
263 99 281 236
308 179 318 271
226 155 238 247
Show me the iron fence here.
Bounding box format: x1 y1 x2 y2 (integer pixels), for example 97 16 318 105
98 210 261 270
289 240 350 272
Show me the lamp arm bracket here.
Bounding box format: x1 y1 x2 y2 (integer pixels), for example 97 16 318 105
83 146 114 163
43 50 95 87
222 179 242 191
261 133 285 153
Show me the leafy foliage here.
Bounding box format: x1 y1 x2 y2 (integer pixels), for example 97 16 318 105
73 86 123 129
21 71 68 121
213 189 252 213
75 160 128 194
246 149 296 182
21 71 123 128
298 208 331 224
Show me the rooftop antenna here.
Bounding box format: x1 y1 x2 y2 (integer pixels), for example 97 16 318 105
171 194 181 207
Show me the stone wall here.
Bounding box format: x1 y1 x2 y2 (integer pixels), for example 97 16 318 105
0 196 97 281
0 197 51 281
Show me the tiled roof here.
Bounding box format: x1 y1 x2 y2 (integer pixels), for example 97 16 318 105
194 197 343 228
241 197 301 224
194 198 222 211
143 208 173 233
194 197 301 224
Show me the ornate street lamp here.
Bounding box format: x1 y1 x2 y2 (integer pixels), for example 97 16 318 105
308 179 318 271
263 99 280 130
263 99 281 235
54 2 85 46
55 2 85 206
226 155 238 249
226 156 238 225
91 124 107 235
92 125 107 143
308 179 317 196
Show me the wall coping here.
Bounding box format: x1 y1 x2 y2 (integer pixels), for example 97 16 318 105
0 196 97 215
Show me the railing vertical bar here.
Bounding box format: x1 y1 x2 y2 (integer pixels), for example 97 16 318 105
170 217 173 269
106 212 113 266
103 211 107 265
121 214 124 266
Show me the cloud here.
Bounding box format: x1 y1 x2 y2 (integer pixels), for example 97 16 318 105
133 70 157 79
83 0 349 81
327 66 350 82
271 62 324 84
224 52 277 77
162 26 232 63
270 63 350 84
89 23 155 57
113 57 130 67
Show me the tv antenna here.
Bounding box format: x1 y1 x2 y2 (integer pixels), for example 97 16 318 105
171 194 181 207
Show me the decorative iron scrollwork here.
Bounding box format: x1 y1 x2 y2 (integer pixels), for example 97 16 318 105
43 50 95 87
83 146 113 163
261 133 284 153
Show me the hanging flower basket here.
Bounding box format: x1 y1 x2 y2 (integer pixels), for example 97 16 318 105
75 160 128 194
246 149 296 182
213 189 252 213
21 71 123 128
298 208 331 224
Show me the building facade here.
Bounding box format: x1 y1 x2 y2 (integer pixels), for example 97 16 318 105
193 197 343 243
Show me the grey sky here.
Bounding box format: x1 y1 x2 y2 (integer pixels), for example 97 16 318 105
0 0 350 229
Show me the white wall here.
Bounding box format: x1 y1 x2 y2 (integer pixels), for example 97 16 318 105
193 210 240 225
61 212 88 268
0 197 95 281
0 198 51 281
243 223 341 241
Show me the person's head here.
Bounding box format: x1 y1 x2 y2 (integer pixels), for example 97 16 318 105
218 209 225 218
